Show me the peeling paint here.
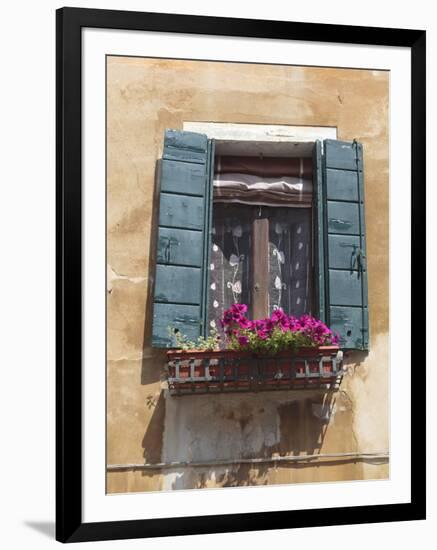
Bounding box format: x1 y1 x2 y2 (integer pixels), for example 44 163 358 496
107 265 146 292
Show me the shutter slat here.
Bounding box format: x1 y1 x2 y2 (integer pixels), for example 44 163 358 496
328 235 361 269
329 270 363 306
326 169 359 201
327 201 360 234
157 228 203 267
152 129 212 347
154 265 202 304
161 160 206 196
329 306 364 349
158 193 205 230
152 304 201 347
163 129 208 163
324 140 358 171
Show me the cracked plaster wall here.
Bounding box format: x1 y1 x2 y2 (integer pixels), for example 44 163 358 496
106 56 389 493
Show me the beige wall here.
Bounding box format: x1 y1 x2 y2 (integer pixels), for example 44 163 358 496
106 56 389 493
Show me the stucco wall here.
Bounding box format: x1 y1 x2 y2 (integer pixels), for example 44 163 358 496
106 56 389 493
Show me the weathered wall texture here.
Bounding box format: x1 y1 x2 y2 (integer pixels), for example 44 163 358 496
106 57 389 493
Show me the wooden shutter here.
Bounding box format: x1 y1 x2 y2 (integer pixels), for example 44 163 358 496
151 129 213 347
314 139 369 350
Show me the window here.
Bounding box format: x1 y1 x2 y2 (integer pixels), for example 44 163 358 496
208 156 314 327
152 129 368 350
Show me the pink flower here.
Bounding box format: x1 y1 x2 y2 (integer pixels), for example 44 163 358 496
219 305 338 350
238 335 249 346
271 308 286 323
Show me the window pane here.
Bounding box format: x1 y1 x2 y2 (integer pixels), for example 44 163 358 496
268 207 313 317
208 203 252 331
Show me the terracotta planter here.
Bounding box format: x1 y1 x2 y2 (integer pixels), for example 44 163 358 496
166 346 342 395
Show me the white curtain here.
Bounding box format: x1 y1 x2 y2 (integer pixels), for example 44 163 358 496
213 172 312 208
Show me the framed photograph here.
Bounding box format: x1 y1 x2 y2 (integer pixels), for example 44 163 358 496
56 7 426 543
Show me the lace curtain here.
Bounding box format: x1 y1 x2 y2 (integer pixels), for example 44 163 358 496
207 157 313 330
208 205 313 329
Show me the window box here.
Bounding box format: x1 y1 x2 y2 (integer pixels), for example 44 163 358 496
166 346 343 396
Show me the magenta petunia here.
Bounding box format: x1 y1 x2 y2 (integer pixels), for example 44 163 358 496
238 335 249 346
218 304 338 350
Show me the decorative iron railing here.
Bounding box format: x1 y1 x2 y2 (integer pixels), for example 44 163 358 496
166 346 344 395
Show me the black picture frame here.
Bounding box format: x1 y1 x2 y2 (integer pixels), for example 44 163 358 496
56 7 426 543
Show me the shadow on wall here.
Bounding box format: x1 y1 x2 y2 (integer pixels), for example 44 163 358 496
141 390 166 465
191 392 338 490
156 389 351 490
141 159 167 386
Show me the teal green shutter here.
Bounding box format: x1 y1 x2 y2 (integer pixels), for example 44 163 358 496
314 139 369 350
152 129 214 347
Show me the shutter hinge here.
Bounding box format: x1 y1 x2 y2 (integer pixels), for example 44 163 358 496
353 139 361 169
